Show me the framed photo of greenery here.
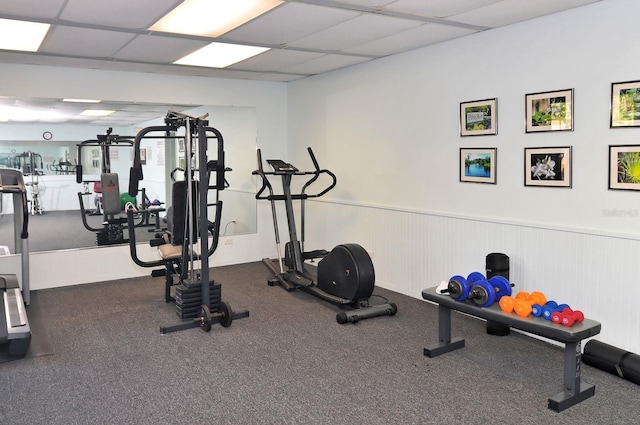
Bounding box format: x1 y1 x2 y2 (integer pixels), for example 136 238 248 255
609 145 640 190
460 98 497 136
610 81 640 127
524 146 572 187
460 148 496 184
525 89 573 133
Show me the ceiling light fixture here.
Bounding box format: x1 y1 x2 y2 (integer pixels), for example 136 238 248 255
150 0 282 37
174 42 269 68
80 110 115 117
63 98 102 103
0 18 49 52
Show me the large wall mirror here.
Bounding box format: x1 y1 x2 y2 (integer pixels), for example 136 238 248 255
0 101 257 254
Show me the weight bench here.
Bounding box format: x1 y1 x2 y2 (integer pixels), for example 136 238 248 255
421 286 601 412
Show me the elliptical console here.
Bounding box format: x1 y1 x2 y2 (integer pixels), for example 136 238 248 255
253 147 397 323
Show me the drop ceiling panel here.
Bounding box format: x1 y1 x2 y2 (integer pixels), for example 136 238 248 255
59 0 181 29
280 54 372 75
384 0 502 19
111 35 209 63
451 0 600 27
0 0 66 19
344 22 477 56
288 13 422 51
40 26 135 57
223 2 361 46
228 49 325 72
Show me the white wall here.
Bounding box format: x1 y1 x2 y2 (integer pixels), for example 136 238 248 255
0 65 288 287
287 0 640 353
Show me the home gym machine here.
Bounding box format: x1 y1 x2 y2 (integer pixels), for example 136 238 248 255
0 168 32 357
253 147 397 324
127 110 248 333
76 129 151 246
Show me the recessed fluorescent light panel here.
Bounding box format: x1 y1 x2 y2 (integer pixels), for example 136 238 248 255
81 110 115 117
150 0 282 37
0 18 49 52
175 42 269 68
63 98 102 103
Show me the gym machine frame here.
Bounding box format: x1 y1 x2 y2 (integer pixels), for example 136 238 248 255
421 286 601 412
75 129 151 244
0 169 32 357
127 111 248 333
253 147 397 324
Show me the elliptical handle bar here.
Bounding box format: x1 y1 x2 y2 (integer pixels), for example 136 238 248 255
302 147 336 199
253 148 276 201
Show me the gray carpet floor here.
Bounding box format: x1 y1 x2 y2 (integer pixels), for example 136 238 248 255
0 261 638 424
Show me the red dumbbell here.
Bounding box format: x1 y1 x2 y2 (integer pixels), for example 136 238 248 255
551 307 584 326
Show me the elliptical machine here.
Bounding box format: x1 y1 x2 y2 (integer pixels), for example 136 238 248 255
253 147 397 324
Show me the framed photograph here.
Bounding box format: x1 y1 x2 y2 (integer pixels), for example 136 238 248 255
610 80 640 127
460 148 497 184
524 146 572 187
460 98 497 136
609 145 640 190
525 89 573 132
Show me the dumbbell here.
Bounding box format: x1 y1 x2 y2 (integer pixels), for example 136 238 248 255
552 307 584 326
446 273 512 306
499 291 547 317
531 300 557 317
466 276 513 307
541 302 570 321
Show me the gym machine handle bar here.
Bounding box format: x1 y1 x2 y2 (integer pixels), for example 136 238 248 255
253 147 337 201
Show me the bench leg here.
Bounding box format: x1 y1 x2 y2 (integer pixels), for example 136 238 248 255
424 304 465 358
548 341 595 412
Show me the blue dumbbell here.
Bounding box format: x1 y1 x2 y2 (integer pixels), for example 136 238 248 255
532 301 557 317
467 275 513 307
541 302 570 320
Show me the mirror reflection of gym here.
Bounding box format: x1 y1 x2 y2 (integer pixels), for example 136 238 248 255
0 102 258 254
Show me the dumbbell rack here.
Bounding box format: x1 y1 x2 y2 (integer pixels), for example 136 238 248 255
421 285 602 412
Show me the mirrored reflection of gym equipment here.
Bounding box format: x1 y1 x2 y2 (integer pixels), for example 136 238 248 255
127 110 248 334
13 151 45 215
75 128 156 246
0 168 32 357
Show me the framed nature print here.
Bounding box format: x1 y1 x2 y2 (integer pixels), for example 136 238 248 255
525 146 572 187
460 98 497 136
610 80 640 127
525 89 573 132
609 145 640 190
460 148 496 184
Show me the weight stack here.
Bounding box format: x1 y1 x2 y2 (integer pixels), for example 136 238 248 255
174 281 222 319
486 253 510 336
582 340 640 385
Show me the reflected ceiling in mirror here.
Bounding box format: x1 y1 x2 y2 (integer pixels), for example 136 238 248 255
0 96 200 126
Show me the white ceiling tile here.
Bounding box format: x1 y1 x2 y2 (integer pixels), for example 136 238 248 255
223 2 360 46
288 13 421 51
344 22 478 56
59 0 182 29
384 0 502 19
451 0 600 27
0 0 67 19
336 0 396 7
111 35 209 63
40 26 135 57
281 54 372 75
228 49 324 72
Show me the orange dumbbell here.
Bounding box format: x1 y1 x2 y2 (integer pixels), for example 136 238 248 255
499 291 547 317
551 307 585 327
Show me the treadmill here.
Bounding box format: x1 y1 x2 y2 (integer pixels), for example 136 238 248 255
0 168 32 357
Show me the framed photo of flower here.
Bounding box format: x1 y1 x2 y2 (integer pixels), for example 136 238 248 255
525 89 573 133
524 146 572 187
460 98 497 136
460 148 496 184
610 81 640 127
609 145 640 190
